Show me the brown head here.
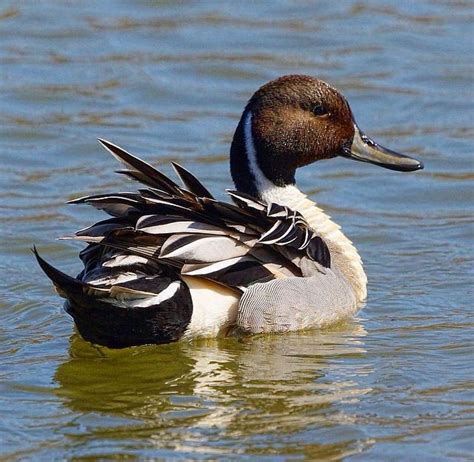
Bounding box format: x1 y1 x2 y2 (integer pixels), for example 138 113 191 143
230 75 423 197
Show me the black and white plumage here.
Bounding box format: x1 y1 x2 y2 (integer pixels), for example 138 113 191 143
35 75 423 348
35 139 332 347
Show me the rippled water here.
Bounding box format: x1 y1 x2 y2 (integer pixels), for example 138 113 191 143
1 1 473 460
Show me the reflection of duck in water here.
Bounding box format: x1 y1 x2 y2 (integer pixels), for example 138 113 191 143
36 75 423 348
54 322 368 444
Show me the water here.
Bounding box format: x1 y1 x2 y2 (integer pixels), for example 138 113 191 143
1 1 473 460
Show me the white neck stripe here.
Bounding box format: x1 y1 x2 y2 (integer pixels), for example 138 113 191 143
243 110 307 207
243 111 276 196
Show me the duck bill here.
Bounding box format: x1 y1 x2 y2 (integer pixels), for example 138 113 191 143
341 125 424 172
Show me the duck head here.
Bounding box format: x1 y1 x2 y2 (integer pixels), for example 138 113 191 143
230 75 423 198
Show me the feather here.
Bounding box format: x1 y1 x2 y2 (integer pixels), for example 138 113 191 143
299 228 312 250
139 189 192 208
75 217 132 238
266 202 289 218
258 221 296 245
226 190 266 211
33 247 109 299
160 233 249 263
98 139 182 195
286 229 306 250
137 215 227 236
87 271 145 286
171 162 214 199
201 199 268 233
182 256 276 287
69 195 142 217
138 198 224 227
104 281 182 308
106 231 164 255
258 220 283 244
68 192 142 204
274 226 299 246
102 254 150 268
306 236 331 268
142 197 223 226
201 199 254 225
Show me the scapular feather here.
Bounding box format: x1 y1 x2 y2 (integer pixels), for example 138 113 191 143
38 139 334 319
75 217 132 238
98 139 182 195
226 189 266 211
160 233 249 263
171 162 215 199
68 192 143 204
182 256 276 287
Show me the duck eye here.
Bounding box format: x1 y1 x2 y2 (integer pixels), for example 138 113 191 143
310 103 329 117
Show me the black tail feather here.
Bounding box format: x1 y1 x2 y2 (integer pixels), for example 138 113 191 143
33 247 81 294
32 247 108 298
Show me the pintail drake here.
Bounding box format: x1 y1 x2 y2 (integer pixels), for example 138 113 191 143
35 75 423 348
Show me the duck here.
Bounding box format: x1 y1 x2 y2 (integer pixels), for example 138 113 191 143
35 75 423 348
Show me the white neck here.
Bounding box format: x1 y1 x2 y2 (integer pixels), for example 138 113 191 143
244 111 367 301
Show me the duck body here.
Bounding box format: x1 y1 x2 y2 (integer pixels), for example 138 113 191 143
35 75 423 348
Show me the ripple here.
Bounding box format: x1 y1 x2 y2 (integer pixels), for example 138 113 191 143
0 0 472 460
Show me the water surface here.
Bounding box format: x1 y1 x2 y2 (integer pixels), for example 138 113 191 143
1 1 473 460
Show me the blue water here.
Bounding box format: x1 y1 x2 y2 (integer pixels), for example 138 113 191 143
1 1 473 460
